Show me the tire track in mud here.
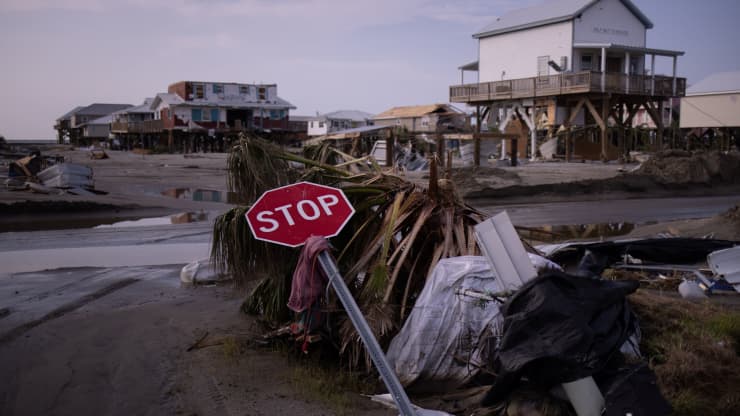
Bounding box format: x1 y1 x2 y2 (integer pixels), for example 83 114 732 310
0 278 139 345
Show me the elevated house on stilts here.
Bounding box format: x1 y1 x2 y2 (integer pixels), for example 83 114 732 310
450 0 685 162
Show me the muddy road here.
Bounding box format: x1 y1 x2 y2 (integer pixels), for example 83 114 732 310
471 194 740 227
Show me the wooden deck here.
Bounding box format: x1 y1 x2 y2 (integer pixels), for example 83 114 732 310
450 71 686 103
111 120 164 134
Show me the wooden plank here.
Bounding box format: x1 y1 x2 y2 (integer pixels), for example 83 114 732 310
584 98 606 131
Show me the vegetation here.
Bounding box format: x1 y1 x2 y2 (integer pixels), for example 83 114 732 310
630 291 740 416
211 133 484 370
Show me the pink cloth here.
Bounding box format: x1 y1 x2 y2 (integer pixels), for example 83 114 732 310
287 236 331 313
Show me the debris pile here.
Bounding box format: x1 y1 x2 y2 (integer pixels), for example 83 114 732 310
4 149 96 195
214 134 740 416
635 150 740 185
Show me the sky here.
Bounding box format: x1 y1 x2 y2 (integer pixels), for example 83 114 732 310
1 0 739 139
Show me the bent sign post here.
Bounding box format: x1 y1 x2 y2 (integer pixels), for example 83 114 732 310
245 182 416 416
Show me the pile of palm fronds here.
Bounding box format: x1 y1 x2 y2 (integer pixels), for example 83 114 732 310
212 133 485 370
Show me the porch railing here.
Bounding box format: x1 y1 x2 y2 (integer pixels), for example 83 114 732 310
450 71 686 103
110 119 164 133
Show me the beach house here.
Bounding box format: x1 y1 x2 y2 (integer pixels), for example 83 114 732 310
450 0 685 161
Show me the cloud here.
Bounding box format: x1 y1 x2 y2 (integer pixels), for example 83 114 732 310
167 32 237 51
126 0 516 28
0 0 105 12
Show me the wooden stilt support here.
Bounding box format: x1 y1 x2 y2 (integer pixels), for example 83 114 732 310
436 132 445 168
385 131 395 168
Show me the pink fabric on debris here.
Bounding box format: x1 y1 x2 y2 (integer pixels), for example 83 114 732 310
287 236 331 313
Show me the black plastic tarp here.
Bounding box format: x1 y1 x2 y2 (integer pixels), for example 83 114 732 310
548 238 738 275
482 271 640 405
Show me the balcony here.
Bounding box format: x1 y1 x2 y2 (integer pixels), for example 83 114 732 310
111 119 164 134
450 71 686 104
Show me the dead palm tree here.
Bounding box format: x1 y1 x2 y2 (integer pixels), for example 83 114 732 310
212 133 484 370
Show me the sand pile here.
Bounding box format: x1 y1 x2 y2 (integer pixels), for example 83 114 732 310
722 205 740 225
635 150 740 185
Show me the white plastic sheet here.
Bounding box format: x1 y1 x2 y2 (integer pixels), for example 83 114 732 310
386 256 505 389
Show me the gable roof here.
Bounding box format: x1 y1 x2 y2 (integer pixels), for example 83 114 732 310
686 71 740 96
323 110 374 121
473 0 653 39
374 104 463 120
77 103 133 116
56 106 84 121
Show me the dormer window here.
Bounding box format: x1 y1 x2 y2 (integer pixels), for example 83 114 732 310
258 87 266 100
212 84 223 94
239 85 249 95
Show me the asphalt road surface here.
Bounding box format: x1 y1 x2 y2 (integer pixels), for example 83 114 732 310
471 195 740 227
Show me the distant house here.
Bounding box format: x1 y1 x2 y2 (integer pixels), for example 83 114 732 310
288 115 314 133
307 110 375 137
680 71 740 129
151 81 296 136
55 103 133 145
451 0 686 161
373 104 468 133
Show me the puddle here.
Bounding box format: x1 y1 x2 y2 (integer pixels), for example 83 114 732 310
0 211 210 233
161 188 243 204
0 243 211 274
95 212 208 229
520 222 636 243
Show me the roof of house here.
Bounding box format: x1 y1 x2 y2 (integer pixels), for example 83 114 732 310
322 110 375 121
686 71 740 95
289 115 315 122
473 0 653 39
153 92 296 110
56 106 85 121
154 93 185 107
374 104 463 120
86 114 115 125
77 103 133 116
112 98 156 115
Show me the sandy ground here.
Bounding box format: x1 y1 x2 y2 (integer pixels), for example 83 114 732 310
1 146 739 415
0 265 394 416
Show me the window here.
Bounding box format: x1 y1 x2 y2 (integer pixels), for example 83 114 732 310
258 87 266 100
194 84 204 99
203 109 211 121
239 85 249 95
581 54 593 71
319 122 325 128
191 108 202 121
212 84 223 94
421 116 430 128
211 108 219 122
270 110 280 119
537 56 550 77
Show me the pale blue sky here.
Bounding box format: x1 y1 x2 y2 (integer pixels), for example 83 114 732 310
1 0 738 139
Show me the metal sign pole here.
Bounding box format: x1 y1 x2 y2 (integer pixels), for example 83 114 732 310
317 250 417 416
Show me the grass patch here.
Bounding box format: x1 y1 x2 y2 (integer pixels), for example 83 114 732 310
289 360 378 416
630 291 740 416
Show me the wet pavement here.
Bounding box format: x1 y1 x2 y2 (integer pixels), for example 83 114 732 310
472 195 740 227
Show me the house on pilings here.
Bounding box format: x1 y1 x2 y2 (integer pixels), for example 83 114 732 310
450 0 685 162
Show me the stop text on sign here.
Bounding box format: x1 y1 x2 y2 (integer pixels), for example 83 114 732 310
245 182 355 247
255 194 339 232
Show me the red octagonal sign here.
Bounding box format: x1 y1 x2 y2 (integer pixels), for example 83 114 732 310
245 182 355 247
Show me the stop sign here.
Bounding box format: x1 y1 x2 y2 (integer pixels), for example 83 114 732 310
245 182 355 247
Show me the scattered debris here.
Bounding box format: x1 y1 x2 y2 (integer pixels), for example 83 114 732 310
635 150 740 185
387 257 504 390
37 163 94 189
180 258 232 285
89 148 108 159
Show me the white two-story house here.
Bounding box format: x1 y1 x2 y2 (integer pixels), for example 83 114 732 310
451 0 685 161
307 110 375 137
